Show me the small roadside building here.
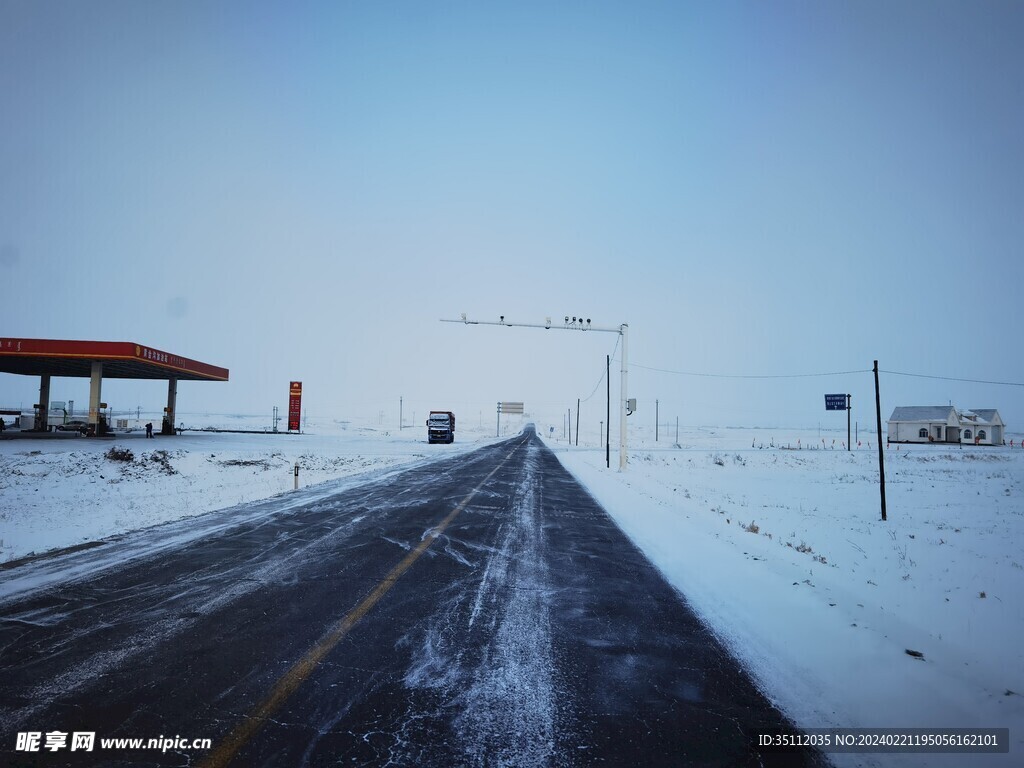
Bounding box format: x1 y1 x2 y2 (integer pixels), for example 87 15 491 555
888 406 960 444
887 406 1006 445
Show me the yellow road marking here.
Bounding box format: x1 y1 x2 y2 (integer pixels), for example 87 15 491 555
201 442 522 768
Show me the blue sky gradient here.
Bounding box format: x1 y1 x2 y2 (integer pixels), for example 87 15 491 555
2 1 1022 433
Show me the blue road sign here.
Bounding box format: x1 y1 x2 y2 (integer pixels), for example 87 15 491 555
825 394 847 411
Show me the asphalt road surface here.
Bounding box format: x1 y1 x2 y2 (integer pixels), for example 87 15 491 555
1 427 826 767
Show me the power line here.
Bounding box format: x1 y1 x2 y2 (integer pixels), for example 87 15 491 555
880 369 1024 388
582 335 621 402
622 362 870 379
604 360 1024 387
581 368 605 402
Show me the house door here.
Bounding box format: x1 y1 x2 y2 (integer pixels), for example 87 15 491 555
935 426 943 441
946 428 959 443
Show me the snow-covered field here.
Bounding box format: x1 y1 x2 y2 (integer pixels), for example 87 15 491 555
547 426 1024 767
1 417 1021 765
0 415 504 564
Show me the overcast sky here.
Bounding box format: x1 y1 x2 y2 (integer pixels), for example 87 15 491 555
2 1 1022 436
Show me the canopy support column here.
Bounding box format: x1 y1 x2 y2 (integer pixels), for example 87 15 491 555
88 362 103 434
163 378 178 435
37 375 51 431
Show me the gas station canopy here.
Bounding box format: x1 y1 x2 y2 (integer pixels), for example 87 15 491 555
0 338 228 381
0 337 228 435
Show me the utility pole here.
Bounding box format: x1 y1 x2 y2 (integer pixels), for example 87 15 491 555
619 323 629 469
442 315 630 469
846 393 851 452
600 421 603 448
400 396 403 430
656 399 659 442
873 360 887 521
576 398 580 446
606 354 611 469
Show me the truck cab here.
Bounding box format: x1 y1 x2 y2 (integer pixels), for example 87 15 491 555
427 411 455 444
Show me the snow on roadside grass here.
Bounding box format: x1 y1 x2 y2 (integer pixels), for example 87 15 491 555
548 428 1024 767
0 418 500 564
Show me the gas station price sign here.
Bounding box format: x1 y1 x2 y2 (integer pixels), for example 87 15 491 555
288 381 302 432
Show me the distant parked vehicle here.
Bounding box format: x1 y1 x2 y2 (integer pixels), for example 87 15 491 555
426 411 455 444
56 419 88 434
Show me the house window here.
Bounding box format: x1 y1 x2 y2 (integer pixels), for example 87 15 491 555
963 429 972 440
978 430 986 440
918 428 928 439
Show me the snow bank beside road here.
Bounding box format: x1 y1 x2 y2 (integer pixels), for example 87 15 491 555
548 429 1024 767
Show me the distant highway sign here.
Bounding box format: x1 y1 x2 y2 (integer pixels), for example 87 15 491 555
825 394 847 411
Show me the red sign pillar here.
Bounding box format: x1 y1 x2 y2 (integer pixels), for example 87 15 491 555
288 381 302 432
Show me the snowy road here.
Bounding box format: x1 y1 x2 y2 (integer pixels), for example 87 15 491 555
0 427 824 766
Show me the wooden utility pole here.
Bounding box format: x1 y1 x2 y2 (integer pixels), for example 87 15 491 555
575 399 580 446
873 360 887 521
846 393 851 451
606 354 611 468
